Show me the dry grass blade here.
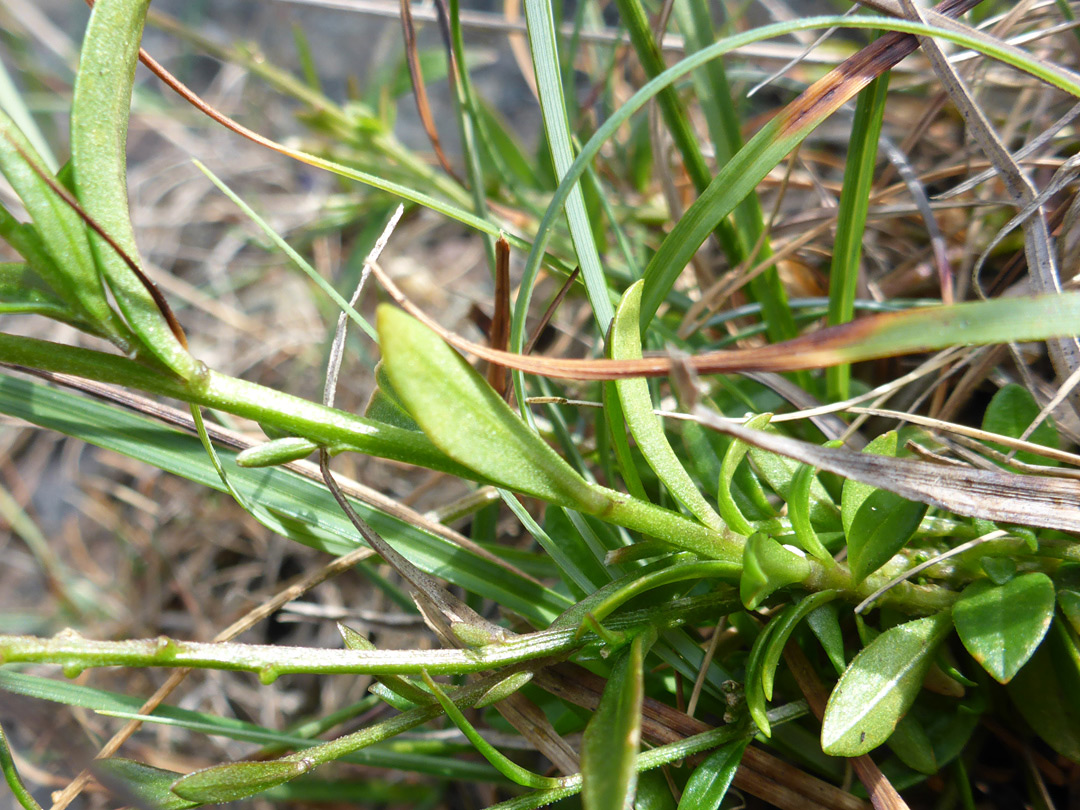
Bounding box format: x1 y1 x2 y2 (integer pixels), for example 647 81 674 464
369 259 1080 380
399 0 461 181
685 404 1080 532
896 0 1080 411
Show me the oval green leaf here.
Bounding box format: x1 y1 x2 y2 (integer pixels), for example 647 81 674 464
170 760 311 803
953 572 1055 684
842 431 928 583
821 611 952 757
982 383 1059 466
377 305 606 512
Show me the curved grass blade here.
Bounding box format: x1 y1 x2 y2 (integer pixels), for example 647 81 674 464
70 0 199 377
582 633 646 810
821 612 952 756
760 591 840 701
611 281 726 531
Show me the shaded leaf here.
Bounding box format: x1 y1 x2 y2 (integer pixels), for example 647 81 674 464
1006 621 1080 762
953 573 1055 683
582 633 646 810
761 591 839 700
842 432 928 582
807 602 847 676
886 714 938 775
676 736 750 810
93 759 198 810
982 384 1059 466
821 612 952 756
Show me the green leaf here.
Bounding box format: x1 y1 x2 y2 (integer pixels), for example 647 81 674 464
377 305 606 512
744 617 780 736
582 633 646 810
952 573 1055 683
760 591 840 700
717 413 772 536
787 445 843 562
611 281 726 532
843 431 928 582
982 383 1059 466
522 0 613 330
1006 620 1080 762
421 672 561 789
1060 590 1080 636
740 533 811 610
0 112 133 348
71 0 199 378
749 442 838 528
886 714 938 775
676 736 750 810
821 612 952 756
93 760 199 810
807 602 847 676
170 761 312 803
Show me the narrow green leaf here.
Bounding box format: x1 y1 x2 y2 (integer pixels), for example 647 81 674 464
171 761 312 803
740 533 811 610
807 602 847 676
761 591 839 700
0 372 569 623
982 383 1059 466
611 282 726 532
0 111 133 348
843 431 928 583
377 305 607 512
522 0 613 330
582 633 646 810
717 413 772 536
235 437 319 468
826 66 890 402
70 0 199 377
749 442 838 528
0 720 43 810
1006 620 1080 762
821 612 952 756
421 672 562 789
786 449 841 563
676 736 750 810
93 760 198 810
744 618 780 736
953 573 1055 683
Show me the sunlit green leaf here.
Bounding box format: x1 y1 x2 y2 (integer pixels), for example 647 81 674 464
740 533 810 610
821 612 952 756
611 281 726 532
953 573 1055 683
843 431 928 582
